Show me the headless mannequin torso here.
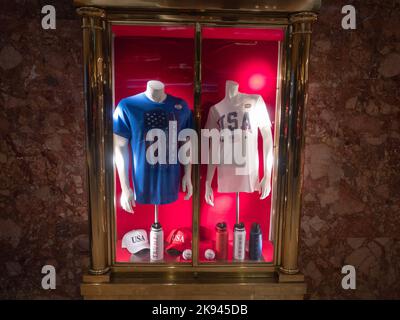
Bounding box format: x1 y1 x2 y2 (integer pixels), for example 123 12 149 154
204 80 274 206
145 80 167 103
114 80 193 213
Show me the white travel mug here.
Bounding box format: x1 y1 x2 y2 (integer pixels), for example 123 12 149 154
150 223 164 262
233 223 246 261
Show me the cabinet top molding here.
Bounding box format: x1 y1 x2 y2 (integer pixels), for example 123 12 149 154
73 0 321 13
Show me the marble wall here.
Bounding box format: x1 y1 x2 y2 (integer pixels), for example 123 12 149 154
0 1 88 299
0 0 399 299
299 0 400 299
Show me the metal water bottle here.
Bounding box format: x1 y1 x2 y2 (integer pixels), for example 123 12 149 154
150 222 164 262
233 223 246 261
249 223 262 261
215 222 228 261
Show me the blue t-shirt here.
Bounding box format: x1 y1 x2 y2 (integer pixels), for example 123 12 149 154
113 93 194 205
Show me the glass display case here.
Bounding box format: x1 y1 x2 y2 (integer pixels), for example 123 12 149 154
112 25 195 264
75 0 321 300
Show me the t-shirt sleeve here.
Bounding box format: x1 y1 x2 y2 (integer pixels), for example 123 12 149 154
186 109 194 130
113 102 132 139
205 107 218 130
181 100 194 130
255 96 272 129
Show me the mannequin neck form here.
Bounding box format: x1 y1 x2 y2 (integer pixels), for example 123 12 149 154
225 80 240 100
145 80 167 103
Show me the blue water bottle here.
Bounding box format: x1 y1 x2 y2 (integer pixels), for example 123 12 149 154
249 223 262 261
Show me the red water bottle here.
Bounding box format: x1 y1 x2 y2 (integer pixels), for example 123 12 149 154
215 222 228 261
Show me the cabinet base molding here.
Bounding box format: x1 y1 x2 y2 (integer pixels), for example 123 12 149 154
81 273 306 300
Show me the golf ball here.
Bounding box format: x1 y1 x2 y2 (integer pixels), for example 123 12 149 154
205 249 215 260
182 249 192 260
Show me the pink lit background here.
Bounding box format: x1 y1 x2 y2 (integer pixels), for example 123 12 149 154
112 25 283 264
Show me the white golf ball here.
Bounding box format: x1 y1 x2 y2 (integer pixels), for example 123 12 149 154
182 249 192 260
205 249 215 260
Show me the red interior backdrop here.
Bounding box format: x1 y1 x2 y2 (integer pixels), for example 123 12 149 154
112 25 283 263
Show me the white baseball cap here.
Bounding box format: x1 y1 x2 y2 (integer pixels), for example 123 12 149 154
122 229 150 254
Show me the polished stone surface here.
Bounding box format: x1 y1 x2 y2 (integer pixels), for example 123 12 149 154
0 0 399 299
299 0 400 299
0 1 88 299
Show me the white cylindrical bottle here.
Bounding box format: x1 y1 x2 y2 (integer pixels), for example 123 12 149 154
150 223 164 262
233 223 246 261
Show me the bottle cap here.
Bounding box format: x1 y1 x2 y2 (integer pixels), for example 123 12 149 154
216 222 227 231
234 222 245 230
151 222 162 230
251 223 261 233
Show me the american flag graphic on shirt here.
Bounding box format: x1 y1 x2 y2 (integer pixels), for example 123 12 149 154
144 110 168 131
144 110 177 165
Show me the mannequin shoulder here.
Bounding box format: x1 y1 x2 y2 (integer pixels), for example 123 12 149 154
117 93 146 110
209 99 226 113
206 103 225 120
240 94 266 110
242 93 262 103
169 96 191 111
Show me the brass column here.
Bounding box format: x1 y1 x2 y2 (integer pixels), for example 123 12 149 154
77 7 110 275
192 23 202 267
280 12 317 275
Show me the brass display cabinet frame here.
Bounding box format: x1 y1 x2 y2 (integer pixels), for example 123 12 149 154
75 0 320 299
